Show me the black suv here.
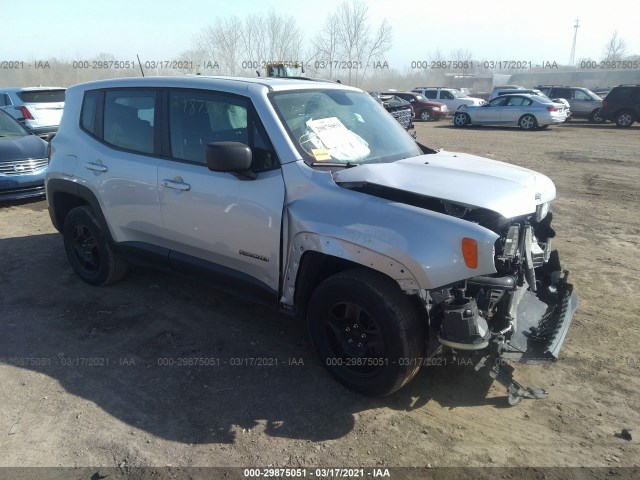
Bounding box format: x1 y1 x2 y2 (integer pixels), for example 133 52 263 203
598 85 640 128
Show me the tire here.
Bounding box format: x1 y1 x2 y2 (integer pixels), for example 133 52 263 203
615 111 635 128
419 110 432 121
307 269 425 396
589 108 605 124
453 112 470 127
519 114 538 130
63 206 128 286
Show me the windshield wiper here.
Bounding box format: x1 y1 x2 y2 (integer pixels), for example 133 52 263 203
310 161 358 168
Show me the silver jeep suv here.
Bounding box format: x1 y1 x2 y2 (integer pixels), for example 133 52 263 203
45 76 577 402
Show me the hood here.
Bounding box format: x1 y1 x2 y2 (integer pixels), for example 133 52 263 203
0 134 48 162
333 151 556 218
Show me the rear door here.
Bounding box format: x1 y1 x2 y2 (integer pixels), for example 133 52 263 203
157 89 285 298
78 88 164 246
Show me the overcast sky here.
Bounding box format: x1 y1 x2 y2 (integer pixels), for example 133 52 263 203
2 0 639 69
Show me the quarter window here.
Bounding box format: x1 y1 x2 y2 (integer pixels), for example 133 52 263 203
103 90 156 154
80 90 101 137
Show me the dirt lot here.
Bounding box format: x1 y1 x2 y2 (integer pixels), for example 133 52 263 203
1 119 639 478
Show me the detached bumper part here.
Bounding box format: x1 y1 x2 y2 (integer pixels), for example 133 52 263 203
501 251 578 364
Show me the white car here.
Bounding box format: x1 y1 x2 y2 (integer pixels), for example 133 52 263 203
412 87 485 113
454 94 568 130
0 87 65 137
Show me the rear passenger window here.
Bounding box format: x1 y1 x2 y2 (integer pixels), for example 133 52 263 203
424 91 437 99
103 91 156 154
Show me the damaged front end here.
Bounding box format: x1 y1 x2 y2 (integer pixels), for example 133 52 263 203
430 208 578 404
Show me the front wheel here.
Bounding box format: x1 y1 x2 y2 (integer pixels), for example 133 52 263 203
589 108 605 123
419 110 432 121
519 114 538 130
63 206 128 286
453 112 470 127
307 269 425 396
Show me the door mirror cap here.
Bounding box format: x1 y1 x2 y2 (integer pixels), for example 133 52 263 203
206 142 253 173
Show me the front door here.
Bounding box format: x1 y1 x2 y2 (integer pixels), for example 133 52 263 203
157 89 285 295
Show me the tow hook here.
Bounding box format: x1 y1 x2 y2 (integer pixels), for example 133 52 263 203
475 355 548 406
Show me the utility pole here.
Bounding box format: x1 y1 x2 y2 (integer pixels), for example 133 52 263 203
569 17 580 65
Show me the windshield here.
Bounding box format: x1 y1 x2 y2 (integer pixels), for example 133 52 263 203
270 89 421 166
450 89 465 98
0 110 29 137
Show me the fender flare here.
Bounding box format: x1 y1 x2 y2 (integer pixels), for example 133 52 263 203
280 231 420 306
46 179 111 240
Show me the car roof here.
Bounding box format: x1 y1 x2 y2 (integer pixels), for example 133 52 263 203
67 76 359 94
494 93 550 101
0 87 65 92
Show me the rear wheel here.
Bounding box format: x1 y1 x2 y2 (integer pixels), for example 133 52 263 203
519 114 538 130
63 206 128 286
419 110 432 121
453 112 470 127
307 269 425 396
615 111 635 128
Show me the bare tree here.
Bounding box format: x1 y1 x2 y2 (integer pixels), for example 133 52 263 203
194 16 243 75
312 0 392 86
194 12 302 77
602 31 628 61
312 12 341 79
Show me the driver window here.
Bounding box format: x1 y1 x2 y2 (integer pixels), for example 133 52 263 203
489 97 508 107
574 90 589 100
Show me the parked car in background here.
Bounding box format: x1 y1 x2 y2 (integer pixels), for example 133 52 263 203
411 87 485 112
384 91 448 121
45 76 576 402
453 94 568 130
0 87 66 138
537 85 604 123
369 92 414 130
490 86 572 119
597 84 640 128
0 109 49 201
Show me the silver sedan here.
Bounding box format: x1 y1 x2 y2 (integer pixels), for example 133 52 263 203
453 94 568 130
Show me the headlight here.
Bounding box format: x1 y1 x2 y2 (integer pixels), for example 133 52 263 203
432 107 440 111
535 202 550 222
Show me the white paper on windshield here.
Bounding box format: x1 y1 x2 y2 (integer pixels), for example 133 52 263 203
306 117 370 162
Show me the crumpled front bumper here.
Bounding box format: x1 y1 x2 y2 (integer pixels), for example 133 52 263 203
500 250 578 364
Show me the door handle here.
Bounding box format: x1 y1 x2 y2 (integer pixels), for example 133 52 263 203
161 179 191 191
85 162 107 173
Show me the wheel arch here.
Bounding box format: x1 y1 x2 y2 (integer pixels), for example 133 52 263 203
47 179 111 240
281 232 421 311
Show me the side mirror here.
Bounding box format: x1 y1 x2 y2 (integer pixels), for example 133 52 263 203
206 142 255 180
